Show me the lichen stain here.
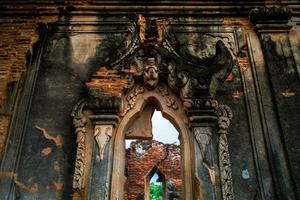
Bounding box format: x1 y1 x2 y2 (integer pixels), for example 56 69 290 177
225 73 235 82
53 161 60 172
54 181 63 191
0 171 17 178
203 162 216 185
14 179 38 193
0 172 39 193
232 90 242 99
194 176 203 200
35 125 62 147
281 88 295 97
46 185 50 191
41 147 52 156
70 34 102 64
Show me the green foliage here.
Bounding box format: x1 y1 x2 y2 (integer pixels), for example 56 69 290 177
150 183 163 200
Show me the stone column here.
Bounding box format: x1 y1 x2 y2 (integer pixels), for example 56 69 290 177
87 93 120 200
186 99 219 200
249 6 299 200
187 99 235 200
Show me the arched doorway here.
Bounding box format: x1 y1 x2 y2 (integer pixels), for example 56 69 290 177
124 109 181 200
110 84 194 200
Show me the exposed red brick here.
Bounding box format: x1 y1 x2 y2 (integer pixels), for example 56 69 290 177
124 140 181 200
0 15 58 155
86 66 137 97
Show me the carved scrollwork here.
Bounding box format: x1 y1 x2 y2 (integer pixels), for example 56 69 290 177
157 85 178 110
71 99 88 190
216 103 234 200
94 125 113 161
121 85 145 116
194 127 213 166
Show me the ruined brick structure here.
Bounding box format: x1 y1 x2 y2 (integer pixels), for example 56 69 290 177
0 1 300 200
124 140 181 200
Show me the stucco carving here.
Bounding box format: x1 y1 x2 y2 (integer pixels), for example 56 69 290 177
79 16 236 200
71 100 88 190
157 85 178 110
94 125 113 161
216 103 234 200
143 57 159 89
121 85 145 117
194 127 213 165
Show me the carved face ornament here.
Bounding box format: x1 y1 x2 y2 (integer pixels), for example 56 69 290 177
143 58 159 89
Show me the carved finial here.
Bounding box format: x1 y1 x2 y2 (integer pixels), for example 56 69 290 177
137 15 170 45
216 103 233 135
156 18 170 43
137 14 146 43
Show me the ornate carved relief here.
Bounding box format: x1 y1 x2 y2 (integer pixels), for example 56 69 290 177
121 85 145 117
194 127 213 165
137 15 170 44
71 100 89 190
156 18 170 43
77 16 237 200
166 40 235 99
216 104 234 200
94 125 113 161
157 85 178 110
143 57 159 89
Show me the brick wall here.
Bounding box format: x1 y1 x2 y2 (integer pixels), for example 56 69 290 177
124 140 182 200
0 15 58 156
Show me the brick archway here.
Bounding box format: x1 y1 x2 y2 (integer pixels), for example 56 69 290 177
110 84 195 200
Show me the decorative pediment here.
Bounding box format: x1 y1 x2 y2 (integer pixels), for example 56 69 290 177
86 15 235 111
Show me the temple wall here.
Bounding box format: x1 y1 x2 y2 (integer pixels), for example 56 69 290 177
0 1 299 200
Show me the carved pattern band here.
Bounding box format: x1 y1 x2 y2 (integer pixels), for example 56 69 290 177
71 100 88 190
217 104 234 200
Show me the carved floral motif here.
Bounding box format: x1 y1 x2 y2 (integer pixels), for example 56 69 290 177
158 85 178 110
121 85 145 116
71 100 88 190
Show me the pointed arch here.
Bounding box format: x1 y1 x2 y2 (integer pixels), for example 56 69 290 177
110 84 194 200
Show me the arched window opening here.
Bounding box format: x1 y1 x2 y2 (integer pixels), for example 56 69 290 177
145 166 165 200
124 109 182 200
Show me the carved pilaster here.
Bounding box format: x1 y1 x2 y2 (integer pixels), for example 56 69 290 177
71 99 91 197
87 90 121 200
249 6 299 200
187 100 218 200
216 104 234 200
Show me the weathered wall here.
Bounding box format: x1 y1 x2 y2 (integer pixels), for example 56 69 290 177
0 1 299 200
124 140 181 200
